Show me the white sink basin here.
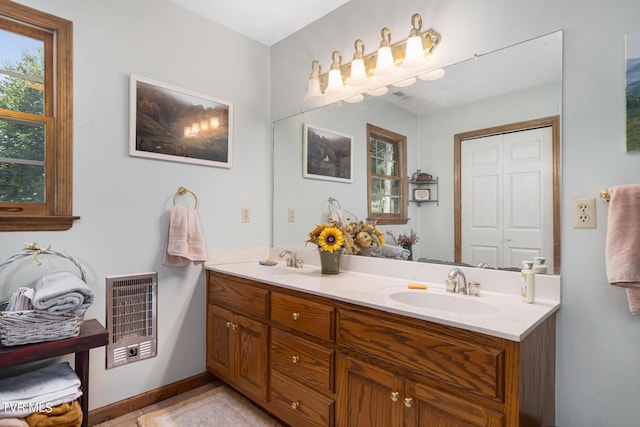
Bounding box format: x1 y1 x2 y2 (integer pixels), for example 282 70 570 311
388 291 500 314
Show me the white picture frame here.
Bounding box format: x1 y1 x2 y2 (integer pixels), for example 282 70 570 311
303 123 353 183
129 74 233 168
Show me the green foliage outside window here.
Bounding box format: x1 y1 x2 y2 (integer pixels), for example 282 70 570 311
0 48 46 203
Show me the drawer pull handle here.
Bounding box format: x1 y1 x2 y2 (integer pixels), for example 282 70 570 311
291 401 300 410
226 322 237 330
390 391 399 402
291 355 300 363
225 321 232 328
292 312 300 321
404 397 413 408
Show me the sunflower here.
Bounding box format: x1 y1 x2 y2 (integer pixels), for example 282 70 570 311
318 226 345 252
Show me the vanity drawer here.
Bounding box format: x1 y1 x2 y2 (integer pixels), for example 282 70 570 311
338 309 505 401
270 370 335 427
208 272 269 319
271 292 335 342
271 328 334 394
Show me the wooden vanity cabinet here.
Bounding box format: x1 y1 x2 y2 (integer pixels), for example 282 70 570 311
336 306 555 427
206 271 555 427
268 291 337 426
206 273 269 404
336 354 504 427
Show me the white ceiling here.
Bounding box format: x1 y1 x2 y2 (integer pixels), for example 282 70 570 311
169 0 351 46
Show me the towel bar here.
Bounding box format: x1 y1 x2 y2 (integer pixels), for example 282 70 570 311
600 189 610 203
173 186 198 208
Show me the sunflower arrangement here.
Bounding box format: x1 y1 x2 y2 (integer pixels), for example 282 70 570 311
342 220 385 255
306 222 348 253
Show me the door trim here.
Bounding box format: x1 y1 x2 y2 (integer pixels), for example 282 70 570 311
454 116 561 274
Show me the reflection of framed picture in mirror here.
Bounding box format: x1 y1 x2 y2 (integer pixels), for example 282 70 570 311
303 123 353 183
129 74 233 168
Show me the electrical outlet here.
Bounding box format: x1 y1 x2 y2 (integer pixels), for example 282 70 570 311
288 208 295 223
572 197 596 229
241 207 250 223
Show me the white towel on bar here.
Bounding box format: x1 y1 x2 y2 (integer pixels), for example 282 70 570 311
162 205 207 267
0 362 82 418
32 271 94 315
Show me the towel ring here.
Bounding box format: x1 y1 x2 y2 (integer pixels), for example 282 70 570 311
600 189 610 203
173 187 198 209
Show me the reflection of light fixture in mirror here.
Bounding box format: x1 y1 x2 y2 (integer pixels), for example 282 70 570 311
304 60 323 101
403 13 424 68
344 94 364 103
325 50 344 94
367 86 389 96
392 77 417 87
418 68 445 81
348 39 368 86
373 27 396 76
210 117 220 128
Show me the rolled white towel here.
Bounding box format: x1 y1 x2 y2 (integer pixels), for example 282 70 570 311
32 271 94 315
6 287 35 312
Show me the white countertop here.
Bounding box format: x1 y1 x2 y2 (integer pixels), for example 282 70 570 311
205 255 561 342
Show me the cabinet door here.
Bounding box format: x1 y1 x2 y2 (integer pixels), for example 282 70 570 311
207 304 269 402
336 355 403 427
406 382 504 427
207 304 234 381
235 313 269 402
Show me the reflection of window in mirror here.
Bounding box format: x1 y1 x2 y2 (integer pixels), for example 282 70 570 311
366 123 408 225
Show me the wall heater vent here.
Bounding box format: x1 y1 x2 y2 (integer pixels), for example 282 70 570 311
106 272 157 369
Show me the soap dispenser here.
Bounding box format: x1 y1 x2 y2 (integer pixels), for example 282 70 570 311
521 261 535 304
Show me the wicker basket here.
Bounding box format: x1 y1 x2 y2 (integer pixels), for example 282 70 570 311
0 248 88 347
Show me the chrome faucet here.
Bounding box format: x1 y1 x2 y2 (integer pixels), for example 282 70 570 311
447 268 468 294
279 250 303 268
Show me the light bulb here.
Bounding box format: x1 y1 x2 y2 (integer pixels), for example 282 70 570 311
325 50 344 94
403 13 424 67
304 60 323 101
373 27 396 76
348 39 368 86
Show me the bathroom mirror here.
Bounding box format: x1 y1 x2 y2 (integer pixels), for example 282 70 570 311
273 31 562 272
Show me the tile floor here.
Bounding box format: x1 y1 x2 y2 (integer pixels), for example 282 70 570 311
93 383 217 427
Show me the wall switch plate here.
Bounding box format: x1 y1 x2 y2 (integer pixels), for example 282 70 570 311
572 197 596 229
241 207 250 223
288 208 295 223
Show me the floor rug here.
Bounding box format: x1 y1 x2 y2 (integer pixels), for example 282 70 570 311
137 385 283 427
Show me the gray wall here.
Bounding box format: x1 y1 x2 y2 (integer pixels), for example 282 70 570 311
4 0 271 409
271 0 640 425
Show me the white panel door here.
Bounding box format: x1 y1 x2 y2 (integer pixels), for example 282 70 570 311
461 126 553 271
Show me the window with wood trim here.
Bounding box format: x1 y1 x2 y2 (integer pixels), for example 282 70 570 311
366 123 408 225
0 2 76 231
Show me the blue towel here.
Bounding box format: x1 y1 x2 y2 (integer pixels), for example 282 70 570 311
32 271 94 315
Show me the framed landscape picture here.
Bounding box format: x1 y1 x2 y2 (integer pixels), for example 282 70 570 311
303 123 353 183
626 33 640 152
129 74 233 167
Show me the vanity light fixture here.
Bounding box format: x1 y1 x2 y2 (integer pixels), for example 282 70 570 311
348 39 368 86
303 12 441 106
325 50 345 94
373 27 396 76
304 60 323 101
403 13 425 68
